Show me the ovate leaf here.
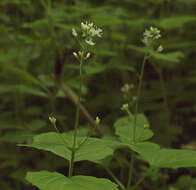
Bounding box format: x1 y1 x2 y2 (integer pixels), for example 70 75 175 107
140 148 196 168
128 45 184 63
114 114 153 144
26 171 118 190
155 16 196 30
150 51 184 64
129 142 160 155
2 65 43 87
20 132 113 163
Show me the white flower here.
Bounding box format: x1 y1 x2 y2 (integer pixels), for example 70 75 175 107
81 22 89 31
85 52 91 59
72 28 78 37
142 26 161 46
149 26 161 39
85 38 95 46
80 21 102 45
143 30 153 39
89 27 102 38
157 45 163 53
121 83 134 93
73 52 78 59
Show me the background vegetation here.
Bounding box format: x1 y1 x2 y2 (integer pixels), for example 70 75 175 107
0 0 196 189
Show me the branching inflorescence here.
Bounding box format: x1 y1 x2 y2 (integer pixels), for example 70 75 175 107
142 26 163 53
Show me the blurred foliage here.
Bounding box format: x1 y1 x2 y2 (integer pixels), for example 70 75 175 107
0 0 196 189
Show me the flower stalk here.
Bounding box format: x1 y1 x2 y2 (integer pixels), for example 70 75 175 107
69 21 102 177
68 58 83 177
127 26 162 189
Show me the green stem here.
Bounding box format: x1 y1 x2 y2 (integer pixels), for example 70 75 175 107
158 68 169 112
133 55 148 143
126 151 135 189
127 54 148 189
68 60 83 177
132 168 153 190
105 168 126 190
52 122 68 147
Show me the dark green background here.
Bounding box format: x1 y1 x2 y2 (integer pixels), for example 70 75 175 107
0 0 196 189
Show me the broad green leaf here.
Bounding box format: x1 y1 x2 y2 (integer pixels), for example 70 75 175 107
114 114 153 144
101 138 160 161
155 16 196 30
140 148 196 168
128 45 184 63
128 142 160 155
1 65 43 87
150 51 184 64
0 84 47 97
20 132 113 163
26 171 118 190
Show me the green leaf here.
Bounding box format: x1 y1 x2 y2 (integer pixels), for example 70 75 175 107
26 171 118 190
0 84 47 97
114 114 153 144
20 132 113 163
155 16 196 30
129 142 160 155
1 65 43 87
150 51 184 64
140 148 196 168
128 45 184 63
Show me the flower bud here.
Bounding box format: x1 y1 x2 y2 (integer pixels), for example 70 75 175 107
121 103 129 111
72 28 78 37
73 52 78 59
85 52 90 59
49 116 56 125
95 116 100 125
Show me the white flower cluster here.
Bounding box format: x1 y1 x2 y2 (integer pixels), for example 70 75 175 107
121 83 134 93
72 21 102 46
72 21 102 61
142 26 163 52
143 26 161 42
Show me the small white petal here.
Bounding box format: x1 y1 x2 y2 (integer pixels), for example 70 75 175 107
72 28 78 37
157 45 163 52
85 38 95 46
73 52 78 58
86 52 91 59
